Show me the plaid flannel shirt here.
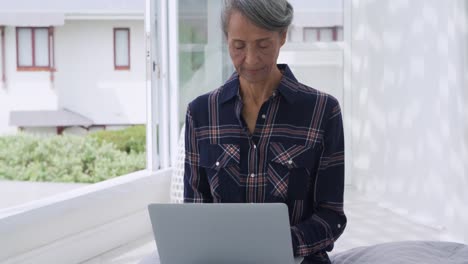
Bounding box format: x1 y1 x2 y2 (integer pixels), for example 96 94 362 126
184 64 346 263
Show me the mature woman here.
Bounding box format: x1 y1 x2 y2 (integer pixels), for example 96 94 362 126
184 0 347 263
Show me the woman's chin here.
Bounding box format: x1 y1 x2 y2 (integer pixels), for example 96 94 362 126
239 69 270 84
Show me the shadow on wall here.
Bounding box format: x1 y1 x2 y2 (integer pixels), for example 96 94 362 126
349 0 468 242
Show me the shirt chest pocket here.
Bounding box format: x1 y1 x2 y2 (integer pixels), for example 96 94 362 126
199 143 240 169
199 143 240 201
268 142 319 200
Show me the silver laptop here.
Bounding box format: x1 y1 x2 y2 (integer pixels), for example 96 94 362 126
148 203 303 264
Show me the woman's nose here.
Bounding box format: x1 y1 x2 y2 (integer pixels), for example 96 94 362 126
244 47 259 65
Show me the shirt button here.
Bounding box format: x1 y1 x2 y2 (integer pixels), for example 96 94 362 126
337 224 341 229
261 114 266 119
288 160 293 165
253 145 257 149
272 92 276 96
250 173 255 178
215 161 220 166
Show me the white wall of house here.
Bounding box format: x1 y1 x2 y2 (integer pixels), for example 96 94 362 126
0 26 58 135
279 45 344 106
350 0 468 242
0 18 146 135
55 19 146 125
281 9 344 106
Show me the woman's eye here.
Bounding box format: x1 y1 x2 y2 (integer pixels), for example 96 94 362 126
259 42 270 49
232 42 245 50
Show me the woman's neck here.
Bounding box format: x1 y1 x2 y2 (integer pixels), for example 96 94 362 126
239 67 283 106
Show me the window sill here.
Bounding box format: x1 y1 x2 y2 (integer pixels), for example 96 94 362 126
115 66 131 71
0 169 172 263
17 67 54 72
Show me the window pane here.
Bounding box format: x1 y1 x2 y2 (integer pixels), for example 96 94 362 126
115 29 129 67
320 28 333 42
178 0 233 122
2 19 146 212
18 28 33 66
34 28 49 67
303 28 318 42
279 0 344 106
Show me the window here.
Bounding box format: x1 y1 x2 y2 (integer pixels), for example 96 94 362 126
16 27 52 70
303 27 320 42
178 0 233 120
320 28 334 41
303 26 343 42
114 28 130 70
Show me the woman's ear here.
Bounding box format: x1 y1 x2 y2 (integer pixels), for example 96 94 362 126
280 31 287 46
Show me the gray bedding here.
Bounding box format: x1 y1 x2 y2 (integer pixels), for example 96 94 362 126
330 241 468 264
140 241 468 264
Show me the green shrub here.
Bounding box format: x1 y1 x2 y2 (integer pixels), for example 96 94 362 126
89 125 146 154
0 133 145 183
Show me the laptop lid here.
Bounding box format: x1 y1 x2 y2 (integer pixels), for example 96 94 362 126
148 203 299 264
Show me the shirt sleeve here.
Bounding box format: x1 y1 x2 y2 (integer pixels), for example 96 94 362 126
183 103 213 203
290 99 347 257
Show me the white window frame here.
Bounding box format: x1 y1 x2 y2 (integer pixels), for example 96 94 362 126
343 0 352 185
0 0 180 262
146 0 180 171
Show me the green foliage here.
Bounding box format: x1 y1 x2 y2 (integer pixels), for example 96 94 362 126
179 23 206 44
179 23 206 86
0 131 146 184
89 125 146 154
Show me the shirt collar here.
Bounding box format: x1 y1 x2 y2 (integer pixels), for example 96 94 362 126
276 64 299 104
219 64 300 105
219 72 241 104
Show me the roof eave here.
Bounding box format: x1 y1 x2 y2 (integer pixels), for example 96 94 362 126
65 11 144 21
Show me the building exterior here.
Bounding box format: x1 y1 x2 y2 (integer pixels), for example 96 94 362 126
0 0 343 135
281 10 344 106
0 0 146 135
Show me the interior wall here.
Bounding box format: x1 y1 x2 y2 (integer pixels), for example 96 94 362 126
349 0 468 242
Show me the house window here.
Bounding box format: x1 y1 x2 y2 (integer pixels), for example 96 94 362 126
320 28 334 42
336 27 344 41
303 28 319 42
303 27 343 42
114 28 130 70
16 27 52 70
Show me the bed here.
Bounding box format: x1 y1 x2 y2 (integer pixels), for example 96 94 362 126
330 241 468 264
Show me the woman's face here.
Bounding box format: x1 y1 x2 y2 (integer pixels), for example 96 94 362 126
226 11 287 84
